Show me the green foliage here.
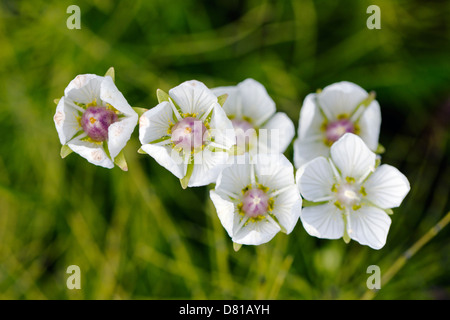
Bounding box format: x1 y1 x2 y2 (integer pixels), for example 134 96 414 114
0 0 449 300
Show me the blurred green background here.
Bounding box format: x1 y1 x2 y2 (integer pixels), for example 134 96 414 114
0 0 449 300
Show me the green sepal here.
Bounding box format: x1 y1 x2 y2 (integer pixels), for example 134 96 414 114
54 98 60 105
217 93 228 107
114 150 128 172
354 91 377 112
132 107 148 118
233 242 242 252
148 136 171 145
180 157 194 189
104 67 115 82
156 89 170 104
103 141 112 160
137 147 147 154
385 208 394 215
60 145 73 159
157 89 183 116
375 143 385 154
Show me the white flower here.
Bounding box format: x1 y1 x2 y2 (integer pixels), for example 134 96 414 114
296 133 410 249
212 78 295 156
139 80 236 188
210 153 302 247
53 71 138 170
293 81 381 168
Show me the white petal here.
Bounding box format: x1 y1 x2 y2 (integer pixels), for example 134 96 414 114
348 206 391 250
317 81 368 120
330 133 376 180
140 144 186 179
357 100 382 152
67 138 114 169
298 93 325 139
300 203 344 239
211 86 242 118
255 153 295 191
65 74 103 104
138 101 174 144
238 79 276 127
209 190 236 238
100 76 136 116
297 156 335 202
259 112 295 153
232 218 281 246
107 115 137 159
293 137 330 169
363 164 410 209
271 186 302 234
215 156 253 197
169 80 218 116
188 149 230 187
208 103 236 150
54 97 81 145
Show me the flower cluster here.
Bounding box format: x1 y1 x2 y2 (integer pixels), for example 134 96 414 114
53 69 410 250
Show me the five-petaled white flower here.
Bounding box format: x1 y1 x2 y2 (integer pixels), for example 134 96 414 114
296 133 410 249
54 72 138 170
212 78 295 157
293 81 381 168
139 80 236 188
210 153 302 248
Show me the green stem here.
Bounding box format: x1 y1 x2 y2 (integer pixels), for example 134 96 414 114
361 211 450 300
104 67 115 82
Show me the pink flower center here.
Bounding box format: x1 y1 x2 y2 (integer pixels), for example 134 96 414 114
171 117 207 152
241 188 269 218
81 106 118 142
325 118 355 143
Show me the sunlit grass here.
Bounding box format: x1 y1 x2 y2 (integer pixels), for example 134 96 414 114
0 0 449 300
